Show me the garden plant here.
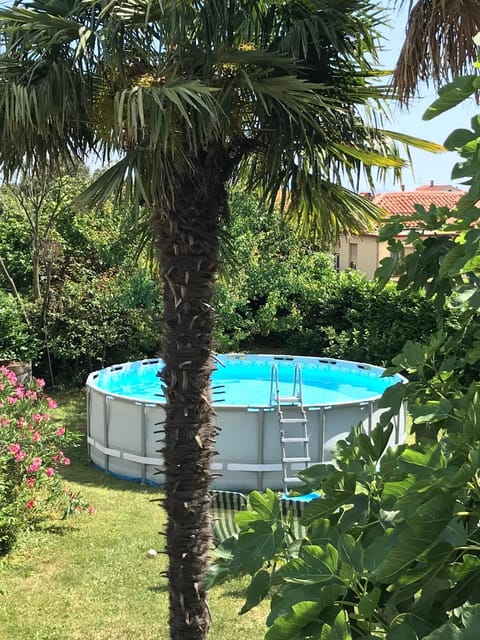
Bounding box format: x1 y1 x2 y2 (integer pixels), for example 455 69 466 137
0 365 89 555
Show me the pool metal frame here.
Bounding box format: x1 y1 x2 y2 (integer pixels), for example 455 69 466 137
86 354 407 492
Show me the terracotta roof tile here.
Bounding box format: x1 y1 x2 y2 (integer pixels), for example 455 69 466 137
371 189 465 217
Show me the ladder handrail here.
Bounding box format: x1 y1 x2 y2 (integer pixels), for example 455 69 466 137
270 362 304 408
292 363 303 407
269 363 280 406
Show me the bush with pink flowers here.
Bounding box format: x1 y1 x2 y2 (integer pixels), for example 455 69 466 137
0 365 89 554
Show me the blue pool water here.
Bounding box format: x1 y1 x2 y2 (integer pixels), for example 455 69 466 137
91 354 403 407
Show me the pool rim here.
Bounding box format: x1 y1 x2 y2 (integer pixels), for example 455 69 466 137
85 352 407 409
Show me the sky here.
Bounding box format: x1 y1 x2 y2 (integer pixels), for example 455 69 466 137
371 5 479 194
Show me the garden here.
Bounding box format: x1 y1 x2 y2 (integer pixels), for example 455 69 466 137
1 2 480 640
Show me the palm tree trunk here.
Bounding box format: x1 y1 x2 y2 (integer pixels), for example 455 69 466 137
153 162 227 640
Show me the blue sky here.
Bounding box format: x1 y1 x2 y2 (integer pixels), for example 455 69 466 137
371 5 479 193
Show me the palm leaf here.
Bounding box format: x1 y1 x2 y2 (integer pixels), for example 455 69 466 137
393 0 480 103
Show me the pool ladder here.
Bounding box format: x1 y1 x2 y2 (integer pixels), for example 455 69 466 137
270 363 311 493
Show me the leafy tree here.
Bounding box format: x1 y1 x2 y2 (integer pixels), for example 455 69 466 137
0 2 435 638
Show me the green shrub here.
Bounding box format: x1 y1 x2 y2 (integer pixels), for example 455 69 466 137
216 193 439 364
0 292 41 362
46 267 162 384
0 365 89 554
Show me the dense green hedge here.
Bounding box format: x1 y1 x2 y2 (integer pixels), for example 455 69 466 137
214 191 439 366
0 181 441 384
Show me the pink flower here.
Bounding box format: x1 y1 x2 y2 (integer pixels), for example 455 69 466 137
1 418 9 427
27 477 35 488
45 467 55 477
55 427 65 437
1 367 17 385
35 378 46 388
32 413 42 422
15 386 25 398
17 417 26 427
63 457 71 466
26 499 35 509
7 443 21 454
14 450 26 462
7 396 18 404
87 505 95 515
32 431 40 442
25 390 37 400
47 397 57 409
28 457 42 473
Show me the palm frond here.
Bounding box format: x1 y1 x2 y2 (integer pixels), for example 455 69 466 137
382 129 446 153
393 0 480 103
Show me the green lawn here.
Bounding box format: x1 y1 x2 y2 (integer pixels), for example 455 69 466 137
0 389 268 640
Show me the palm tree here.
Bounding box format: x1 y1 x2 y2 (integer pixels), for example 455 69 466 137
393 0 480 103
0 1 436 638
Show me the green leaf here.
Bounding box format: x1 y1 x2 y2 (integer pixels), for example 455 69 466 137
278 544 339 585
322 610 352 640
232 520 284 575
423 76 478 121
370 422 394 459
235 510 263 529
301 492 353 526
249 489 280 522
409 399 452 424
338 493 371 531
358 586 381 619
364 529 397 573
387 624 418 640
267 583 342 628
443 128 479 152
375 256 396 287
337 533 364 573
373 494 454 582
378 382 407 413
265 600 322 640
240 569 271 614
383 474 417 502
392 340 425 370
397 443 445 476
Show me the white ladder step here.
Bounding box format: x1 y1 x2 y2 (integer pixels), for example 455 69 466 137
279 417 307 424
278 395 299 403
282 457 310 463
281 436 309 443
283 476 303 484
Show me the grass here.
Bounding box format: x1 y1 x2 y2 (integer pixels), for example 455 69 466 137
0 389 269 640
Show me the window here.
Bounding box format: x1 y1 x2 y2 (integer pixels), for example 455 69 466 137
349 243 358 270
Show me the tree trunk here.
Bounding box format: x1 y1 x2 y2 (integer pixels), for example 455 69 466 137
153 159 228 640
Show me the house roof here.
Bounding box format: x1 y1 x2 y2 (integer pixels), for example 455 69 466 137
372 185 465 217
415 183 464 192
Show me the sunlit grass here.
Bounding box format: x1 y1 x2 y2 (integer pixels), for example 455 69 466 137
0 390 268 640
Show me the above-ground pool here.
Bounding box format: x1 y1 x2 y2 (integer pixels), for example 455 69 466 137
86 354 407 491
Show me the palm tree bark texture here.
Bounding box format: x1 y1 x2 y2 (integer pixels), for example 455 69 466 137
153 152 229 639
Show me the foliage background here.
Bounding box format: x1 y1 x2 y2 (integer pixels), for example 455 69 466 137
0 180 441 385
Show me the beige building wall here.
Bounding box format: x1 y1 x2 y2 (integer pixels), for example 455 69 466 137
334 235 381 280
334 233 414 280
